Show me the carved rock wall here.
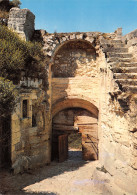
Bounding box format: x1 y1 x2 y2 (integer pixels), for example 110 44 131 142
97 38 137 194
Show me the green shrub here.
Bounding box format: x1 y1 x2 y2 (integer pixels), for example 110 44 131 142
0 25 47 116
0 0 21 12
0 25 46 83
10 0 21 8
0 77 17 117
68 133 82 149
0 10 9 19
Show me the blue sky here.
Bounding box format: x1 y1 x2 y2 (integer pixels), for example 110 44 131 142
20 0 137 35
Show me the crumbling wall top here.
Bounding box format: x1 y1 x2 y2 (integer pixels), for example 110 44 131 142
122 28 137 46
8 7 35 41
9 7 35 18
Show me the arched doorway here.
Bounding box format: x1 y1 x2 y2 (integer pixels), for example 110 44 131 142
51 38 99 163
52 101 98 162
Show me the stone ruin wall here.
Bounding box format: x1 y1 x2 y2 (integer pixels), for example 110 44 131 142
7 9 51 173
40 30 116 108
7 7 137 194
32 30 137 193
11 86 51 174
98 53 137 193
8 7 35 41
37 30 137 193
123 29 137 61
51 39 100 108
98 35 137 193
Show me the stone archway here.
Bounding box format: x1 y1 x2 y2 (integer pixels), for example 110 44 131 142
52 98 98 118
51 38 99 162
51 39 97 78
52 99 99 162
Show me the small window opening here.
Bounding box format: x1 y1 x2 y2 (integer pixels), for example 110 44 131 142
23 100 28 118
32 114 37 127
32 103 37 127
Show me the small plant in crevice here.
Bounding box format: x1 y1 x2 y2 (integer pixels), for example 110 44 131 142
96 166 113 176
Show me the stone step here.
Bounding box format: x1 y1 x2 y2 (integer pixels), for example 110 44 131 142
108 57 131 63
117 98 129 112
107 53 132 58
114 73 137 79
101 43 125 51
112 67 137 73
122 85 137 93
115 79 137 86
111 43 125 48
111 62 137 68
111 40 122 44
107 47 128 53
102 42 126 47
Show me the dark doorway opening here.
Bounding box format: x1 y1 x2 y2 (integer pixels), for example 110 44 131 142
52 107 98 163
0 116 11 169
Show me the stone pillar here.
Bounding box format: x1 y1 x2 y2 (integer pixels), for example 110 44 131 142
8 7 35 41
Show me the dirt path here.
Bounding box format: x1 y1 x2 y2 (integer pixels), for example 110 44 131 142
0 150 109 195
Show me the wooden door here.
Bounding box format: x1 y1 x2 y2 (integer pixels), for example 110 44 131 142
58 134 68 163
81 124 98 161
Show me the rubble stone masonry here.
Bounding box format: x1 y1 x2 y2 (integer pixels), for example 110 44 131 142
3 7 137 194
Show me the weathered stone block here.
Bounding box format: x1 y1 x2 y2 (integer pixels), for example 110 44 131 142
8 7 35 41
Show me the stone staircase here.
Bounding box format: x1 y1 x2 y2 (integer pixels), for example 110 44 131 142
103 40 137 111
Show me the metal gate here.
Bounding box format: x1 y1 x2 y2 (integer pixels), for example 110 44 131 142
58 134 68 163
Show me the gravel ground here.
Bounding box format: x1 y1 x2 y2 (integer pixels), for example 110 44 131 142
0 150 108 195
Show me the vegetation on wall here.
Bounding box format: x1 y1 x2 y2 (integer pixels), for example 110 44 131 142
0 77 17 117
0 0 21 10
68 133 82 149
0 0 21 20
0 25 47 116
0 25 46 82
10 0 21 8
0 10 9 20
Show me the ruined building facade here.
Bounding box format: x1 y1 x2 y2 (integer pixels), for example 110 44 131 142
0 7 137 194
